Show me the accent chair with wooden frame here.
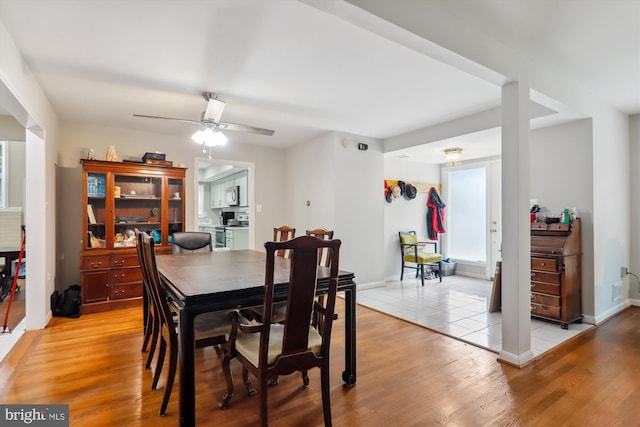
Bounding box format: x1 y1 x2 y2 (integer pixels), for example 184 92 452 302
399 231 443 286
219 235 341 427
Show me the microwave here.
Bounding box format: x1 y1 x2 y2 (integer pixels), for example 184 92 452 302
225 185 240 206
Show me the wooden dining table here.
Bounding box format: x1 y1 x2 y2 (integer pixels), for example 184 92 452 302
156 249 357 427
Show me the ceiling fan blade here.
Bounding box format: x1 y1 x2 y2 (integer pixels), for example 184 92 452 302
219 121 275 136
133 114 201 125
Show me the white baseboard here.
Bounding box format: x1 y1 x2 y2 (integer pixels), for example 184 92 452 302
498 348 534 367
357 281 386 291
593 299 631 325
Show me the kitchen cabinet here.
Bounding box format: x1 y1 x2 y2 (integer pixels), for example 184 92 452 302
225 227 249 250
81 159 185 313
209 169 249 208
530 219 582 329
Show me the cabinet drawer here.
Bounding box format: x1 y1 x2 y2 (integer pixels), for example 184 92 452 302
531 270 561 285
110 267 142 284
531 292 560 307
531 257 557 271
531 281 561 296
111 254 140 268
548 223 571 232
531 303 560 319
81 255 110 270
110 282 143 300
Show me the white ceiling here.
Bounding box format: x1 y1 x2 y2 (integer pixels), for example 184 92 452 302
0 0 637 164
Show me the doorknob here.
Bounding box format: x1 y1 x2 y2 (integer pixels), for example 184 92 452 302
490 229 497 232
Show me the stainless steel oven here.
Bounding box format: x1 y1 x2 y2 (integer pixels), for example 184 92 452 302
214 226 226 248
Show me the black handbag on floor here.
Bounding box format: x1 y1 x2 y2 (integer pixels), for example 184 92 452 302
51 285 82 318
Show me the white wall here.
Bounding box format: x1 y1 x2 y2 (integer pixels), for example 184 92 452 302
530 119 595 318
286 131 384 287
383 158 441 279
630 114 640 304
286 133 336 233
0 17 60 331
334 133 385 286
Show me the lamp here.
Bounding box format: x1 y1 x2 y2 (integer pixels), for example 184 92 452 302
444 148 462 166
192 124 228 158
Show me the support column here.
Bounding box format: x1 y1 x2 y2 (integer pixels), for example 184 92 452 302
499 81 533 365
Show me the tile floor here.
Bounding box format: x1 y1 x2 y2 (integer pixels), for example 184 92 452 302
357 274 593 357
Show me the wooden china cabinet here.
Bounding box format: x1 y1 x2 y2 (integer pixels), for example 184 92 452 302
80 159 185 313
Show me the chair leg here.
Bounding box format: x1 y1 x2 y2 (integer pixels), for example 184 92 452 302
245 367 258 395
159 339 178 416
439 261 443 282
321 363 333 427
145 314 159 369
152 337 166 390
219 350 235 408
420 264 425 286
400 261 404 281
301 370 309 387
259 375 269 427
142 312 152 352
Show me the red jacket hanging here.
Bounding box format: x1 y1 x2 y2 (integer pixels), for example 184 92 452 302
426 187 446 240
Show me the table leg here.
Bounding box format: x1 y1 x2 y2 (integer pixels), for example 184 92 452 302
178 307 196 426
342 285 357 386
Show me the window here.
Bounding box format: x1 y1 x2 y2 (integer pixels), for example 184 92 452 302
445 166 487 263
0 141 7 209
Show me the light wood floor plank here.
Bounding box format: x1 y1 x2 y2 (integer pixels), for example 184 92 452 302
1 301 639 426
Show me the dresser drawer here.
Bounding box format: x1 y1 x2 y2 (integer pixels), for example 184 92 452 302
109 267 142 284
531 281 561 296
531 303 560 319
531 292 560 307
531 270 561 285
81 255 110 270
110 282 143 300
531 257 557 271
111 254 140 268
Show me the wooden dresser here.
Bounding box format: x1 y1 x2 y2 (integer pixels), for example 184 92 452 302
530 218 582 329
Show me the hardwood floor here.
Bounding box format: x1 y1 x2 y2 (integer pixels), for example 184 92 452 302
1 300 639 426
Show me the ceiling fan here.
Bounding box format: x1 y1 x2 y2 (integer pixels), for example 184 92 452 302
133 92 275 151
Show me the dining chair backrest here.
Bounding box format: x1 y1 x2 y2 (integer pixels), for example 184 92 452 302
264 235 340 356
273 225 296 258
171 231 213 254
306 228 334 268
139 232 177 338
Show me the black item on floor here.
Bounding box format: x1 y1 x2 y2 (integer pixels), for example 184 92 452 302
51 285 82 318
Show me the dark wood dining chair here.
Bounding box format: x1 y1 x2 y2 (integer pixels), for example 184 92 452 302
171 231 212 254
399 231 443 286
137 231 231 416
273 226 295 258
136 232 160 370
219 235 341 427
306 228 334 267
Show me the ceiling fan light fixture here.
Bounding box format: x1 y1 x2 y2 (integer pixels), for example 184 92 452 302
204 130 228 147
192 129 205 144
444 148 462 166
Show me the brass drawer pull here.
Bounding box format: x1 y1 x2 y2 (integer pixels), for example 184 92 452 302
91 261 102 268
114 274 126 280
114 259 126 266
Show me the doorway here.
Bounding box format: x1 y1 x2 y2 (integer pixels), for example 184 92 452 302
194 157 255 250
